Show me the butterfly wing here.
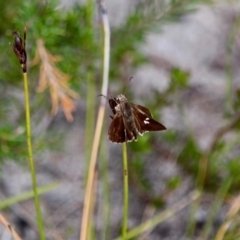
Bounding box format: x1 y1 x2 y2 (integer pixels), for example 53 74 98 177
108 112 125 143
109 98 118 115
108 112 136 143
108 110 138 143
132 104 166 134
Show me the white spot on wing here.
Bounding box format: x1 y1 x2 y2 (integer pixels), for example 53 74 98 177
144 118 150 124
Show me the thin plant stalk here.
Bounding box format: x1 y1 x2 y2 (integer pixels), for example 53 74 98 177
99 130 111 240
224 14 240 113
84 72 96 237
88 169 98 239
185 154 208 238
122 142 129 239
23 72 46 240
201 179 231 240
80 1 110 239
84 72 96 176
114 191 200 240
12 26 45 240
84 0 95 176
0 213 22 240
215 192 240 240
0 183 58 209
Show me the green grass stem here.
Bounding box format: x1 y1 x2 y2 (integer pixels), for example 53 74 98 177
114 191 200 240
201 179 231 239
122 142 129 239
99 132 111 240
84 72 96 177
0 183 58 209
225 14 240 113
185 153 210 238
23 72 46 240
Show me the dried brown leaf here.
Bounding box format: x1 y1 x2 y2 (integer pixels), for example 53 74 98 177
32 39 79 121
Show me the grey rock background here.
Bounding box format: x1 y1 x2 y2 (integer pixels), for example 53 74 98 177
1 1 239 240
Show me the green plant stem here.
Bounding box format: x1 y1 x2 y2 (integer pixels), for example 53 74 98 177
185 154 207 238
84 0 95 176
23 72 45 240
114 191 200 240
84 0 96 237
122 142 129 239
202 179 231 240
225 14 240 114
99 131 111 240
84 73 96 239
0 183 58 209
86 0 94 26
84 72 96 177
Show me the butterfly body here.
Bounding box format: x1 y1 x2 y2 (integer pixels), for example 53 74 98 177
108 94 166 143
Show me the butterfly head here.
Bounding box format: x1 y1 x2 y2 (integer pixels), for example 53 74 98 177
115 94 128 103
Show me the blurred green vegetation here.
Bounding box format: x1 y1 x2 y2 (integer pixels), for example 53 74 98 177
1 0 240 239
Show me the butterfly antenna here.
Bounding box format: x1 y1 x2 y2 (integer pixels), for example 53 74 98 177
122 76 134 95
111 97 119 105
97 94 109 100
128 76 133 82
98 94 120 107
